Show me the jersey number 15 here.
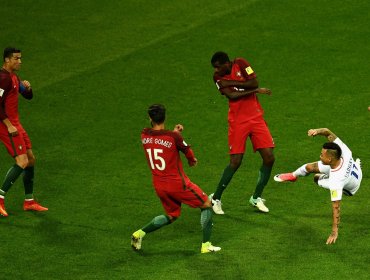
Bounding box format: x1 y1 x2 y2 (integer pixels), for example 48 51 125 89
146 148 166 170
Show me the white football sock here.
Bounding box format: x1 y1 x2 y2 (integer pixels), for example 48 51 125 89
293 164 309 177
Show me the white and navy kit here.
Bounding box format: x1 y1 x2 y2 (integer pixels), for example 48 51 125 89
317 138 362 201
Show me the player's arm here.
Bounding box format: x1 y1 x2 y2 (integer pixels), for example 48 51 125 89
217 78 258 90
184 148 197 167
174 131 197 167
1 118 18 136
307 128 337 142
326 200 340 245
219 58 258 90
19 80 33 100
0 77 18 135
218 86 271 100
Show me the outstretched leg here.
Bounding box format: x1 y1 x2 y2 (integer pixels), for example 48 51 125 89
131 215 173 251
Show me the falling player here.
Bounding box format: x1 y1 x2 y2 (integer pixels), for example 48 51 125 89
274 128 362 244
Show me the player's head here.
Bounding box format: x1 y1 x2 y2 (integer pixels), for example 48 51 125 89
211 51 232 76
148 104 166 125
3 47 22 71
320 142 342 164
3 47 21 62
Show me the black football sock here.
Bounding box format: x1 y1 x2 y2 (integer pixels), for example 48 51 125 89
23 166 34 199
1 164 24 193
253 165 272 199
213 165 236 200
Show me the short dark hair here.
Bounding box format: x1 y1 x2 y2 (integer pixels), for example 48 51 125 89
148 104 166 124
211 51 230 66
3 47 21 62
323 142 342 159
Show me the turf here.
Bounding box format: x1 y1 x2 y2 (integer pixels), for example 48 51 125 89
1 0 369 279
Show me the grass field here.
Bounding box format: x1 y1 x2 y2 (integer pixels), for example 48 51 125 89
1 0 369 279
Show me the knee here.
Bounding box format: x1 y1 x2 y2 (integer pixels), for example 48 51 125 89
168 216 177 223
230 158 242 170
202 199 212 208
263 153 275 167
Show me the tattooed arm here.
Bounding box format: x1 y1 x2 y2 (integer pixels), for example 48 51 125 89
326 200 340 244
307 128 338 142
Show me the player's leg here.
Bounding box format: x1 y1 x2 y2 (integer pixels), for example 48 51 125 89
0 131 28 216
274 161 325 182
200 201 221 253
249 119 275 212
22 149 48 211
131 214 174 250
131 188 177 251
183 182 220 253
211 153 243 214
253 147 274 198
274 163 311 182
212 124 248 214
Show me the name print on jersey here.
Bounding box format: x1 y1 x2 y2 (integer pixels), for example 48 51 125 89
142 137 173 148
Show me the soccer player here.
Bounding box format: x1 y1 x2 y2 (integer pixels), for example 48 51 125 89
210 51 275 214
0 47 48 217
274 128 363 244
131 104 221 253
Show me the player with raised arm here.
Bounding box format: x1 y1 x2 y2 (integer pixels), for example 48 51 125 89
210 51 275 214
131 104 220 253
274 128 362 244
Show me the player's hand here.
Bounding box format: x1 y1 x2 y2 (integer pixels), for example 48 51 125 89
257 88 272 95
8 125 19 137
307 129 318 137
326 231 338 245
174 124 183 133
22 80 32 90
189 158 198 167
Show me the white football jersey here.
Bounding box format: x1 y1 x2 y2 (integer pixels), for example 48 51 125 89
318 138 362 201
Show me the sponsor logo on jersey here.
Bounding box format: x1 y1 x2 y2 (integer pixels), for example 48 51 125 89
245 66 254 75
331 190 338 199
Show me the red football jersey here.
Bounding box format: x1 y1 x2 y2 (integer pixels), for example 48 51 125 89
0 69 21 124
213 57 264 123
141 128 196 188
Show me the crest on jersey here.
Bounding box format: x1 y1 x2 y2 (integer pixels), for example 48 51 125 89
245 66 254 75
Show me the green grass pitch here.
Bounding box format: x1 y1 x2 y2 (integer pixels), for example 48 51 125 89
1 0 369 279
